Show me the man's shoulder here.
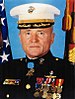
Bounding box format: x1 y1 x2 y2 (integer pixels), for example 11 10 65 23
0 58 27 71
0 58 27 80
50 56 65 65
0 58 26 65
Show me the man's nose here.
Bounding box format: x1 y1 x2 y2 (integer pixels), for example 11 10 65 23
31 34 38 43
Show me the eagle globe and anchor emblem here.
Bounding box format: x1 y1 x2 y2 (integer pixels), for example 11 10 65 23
28 6 35 13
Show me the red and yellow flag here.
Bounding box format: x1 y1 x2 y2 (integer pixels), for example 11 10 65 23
62 0 75 64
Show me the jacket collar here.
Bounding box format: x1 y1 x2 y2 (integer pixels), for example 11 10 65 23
26 51 55 64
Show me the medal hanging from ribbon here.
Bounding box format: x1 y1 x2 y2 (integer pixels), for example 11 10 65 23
26 62 35 77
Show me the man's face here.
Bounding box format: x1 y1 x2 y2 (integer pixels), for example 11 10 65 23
19 27 54 58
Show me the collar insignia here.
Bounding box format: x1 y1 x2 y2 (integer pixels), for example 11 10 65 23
39 58 45 64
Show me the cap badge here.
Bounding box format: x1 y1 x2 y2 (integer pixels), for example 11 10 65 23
28 6 35 13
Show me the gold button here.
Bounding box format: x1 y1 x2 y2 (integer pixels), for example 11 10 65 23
6 94 10 98
26 84 31 89
20 58 23 61
56 58 59 61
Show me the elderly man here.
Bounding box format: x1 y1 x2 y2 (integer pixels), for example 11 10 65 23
0 3 74 99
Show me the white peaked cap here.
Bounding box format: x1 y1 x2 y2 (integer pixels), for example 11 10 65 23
10 3 60 28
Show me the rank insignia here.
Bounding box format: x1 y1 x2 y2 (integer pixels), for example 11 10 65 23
3 79 21 85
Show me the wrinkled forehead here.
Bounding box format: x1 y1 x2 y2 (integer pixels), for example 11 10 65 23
20 27 53 33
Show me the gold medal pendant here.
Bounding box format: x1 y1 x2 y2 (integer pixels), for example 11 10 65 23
52 93 61 99
26 68 35 77
34 91 40 97
57 86 62 93
46 93 52 99
26 62 35 77
42 91 48 98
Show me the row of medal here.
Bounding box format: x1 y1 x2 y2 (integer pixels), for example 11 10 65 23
34 84 63 99
26 63 64 99
33 76 64 99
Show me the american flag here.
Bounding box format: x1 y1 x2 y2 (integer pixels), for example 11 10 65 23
0 0 12 64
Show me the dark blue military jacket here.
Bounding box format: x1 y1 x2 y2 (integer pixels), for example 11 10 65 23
0 51 74 99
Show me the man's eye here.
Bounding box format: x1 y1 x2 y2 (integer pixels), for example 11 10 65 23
25 32 31 38
26 32 30 35
40 32 43 35
38 32 44 35
38 32 45 37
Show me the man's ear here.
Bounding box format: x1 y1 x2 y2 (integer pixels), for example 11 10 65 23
19 32 22 43
50 33 55 44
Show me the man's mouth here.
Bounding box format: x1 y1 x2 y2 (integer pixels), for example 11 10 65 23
29 46 40 48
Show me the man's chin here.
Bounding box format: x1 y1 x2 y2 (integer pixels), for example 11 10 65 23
27 52 42 58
